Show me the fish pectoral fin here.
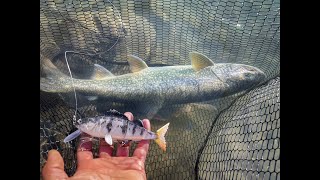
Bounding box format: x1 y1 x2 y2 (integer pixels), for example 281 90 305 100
134 101 164 120
104 134 113 145
85 96 98 101
63 129 82 143
190 52 215 71
91 64 114 80
127 55 149 73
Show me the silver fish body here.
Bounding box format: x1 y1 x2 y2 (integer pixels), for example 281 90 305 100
76 114 156 142
40 52 266 118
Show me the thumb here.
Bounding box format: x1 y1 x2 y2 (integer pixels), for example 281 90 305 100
42 150 68 180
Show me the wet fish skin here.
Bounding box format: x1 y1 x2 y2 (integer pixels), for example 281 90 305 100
40 52 266 118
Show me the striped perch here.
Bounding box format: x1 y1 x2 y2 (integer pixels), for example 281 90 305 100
64 109 169 151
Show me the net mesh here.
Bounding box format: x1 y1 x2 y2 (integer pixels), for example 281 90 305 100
40 0 280 179
197 77 280 180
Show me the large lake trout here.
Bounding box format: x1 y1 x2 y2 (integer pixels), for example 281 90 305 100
40 52 266 118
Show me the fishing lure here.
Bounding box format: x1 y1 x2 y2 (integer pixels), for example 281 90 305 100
64 109 169 151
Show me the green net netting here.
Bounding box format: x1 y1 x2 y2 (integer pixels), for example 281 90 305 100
40 0 280 179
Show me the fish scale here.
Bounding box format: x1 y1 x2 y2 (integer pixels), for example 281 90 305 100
40 52 266 119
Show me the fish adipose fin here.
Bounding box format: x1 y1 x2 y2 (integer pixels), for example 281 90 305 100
127 55 149 73
154 123 170 151
63 129 82 143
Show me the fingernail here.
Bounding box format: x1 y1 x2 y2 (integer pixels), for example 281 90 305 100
124 112 133 120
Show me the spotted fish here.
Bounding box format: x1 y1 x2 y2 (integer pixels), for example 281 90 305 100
40 52 266 118
63 109 170 151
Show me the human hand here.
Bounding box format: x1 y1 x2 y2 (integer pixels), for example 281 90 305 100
42 112 150 180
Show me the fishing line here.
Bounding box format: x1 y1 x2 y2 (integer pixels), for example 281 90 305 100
63 0 124 124
63 0 124 57
64 51 78 124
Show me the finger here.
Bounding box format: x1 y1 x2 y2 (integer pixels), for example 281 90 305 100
133 119 150 163
42 150 68 179
99 139 113 158
142 119 151 131
77 133 93 151
124 112 133 120
116 142 131 157
110 157 145 171
77 133 93 164
116 112 133 157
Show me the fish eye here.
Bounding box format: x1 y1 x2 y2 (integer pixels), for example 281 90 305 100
246 67 256 72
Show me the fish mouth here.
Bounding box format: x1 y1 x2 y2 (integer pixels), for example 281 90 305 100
254 68 266 77
255 68 267 81
243 65 266 81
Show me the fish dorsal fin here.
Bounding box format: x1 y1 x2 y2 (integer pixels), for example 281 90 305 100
106 109 128 120
133 119 144 127
127 55 148 73
90 64 114 80
190 52 215 71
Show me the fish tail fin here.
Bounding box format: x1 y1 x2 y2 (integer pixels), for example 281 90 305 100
40 58 71 92
154 123 170 151
41 58 68 77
